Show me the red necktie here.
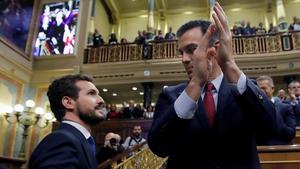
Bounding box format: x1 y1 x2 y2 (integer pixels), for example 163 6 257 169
203 82 215 126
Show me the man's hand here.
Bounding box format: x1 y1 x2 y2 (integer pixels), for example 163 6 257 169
212 2 242 83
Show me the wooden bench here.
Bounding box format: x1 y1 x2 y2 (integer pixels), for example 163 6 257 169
258 145 300 169
0 156 26 169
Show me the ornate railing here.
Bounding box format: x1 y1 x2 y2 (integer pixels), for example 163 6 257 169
84 31 300 64
98 142 167 169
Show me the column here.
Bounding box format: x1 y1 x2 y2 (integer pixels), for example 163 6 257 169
142 82 153 109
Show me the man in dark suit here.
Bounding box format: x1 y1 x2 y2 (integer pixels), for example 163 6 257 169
285 80 300 126
256 75 296 145
28 74 106 169
148 3 277 169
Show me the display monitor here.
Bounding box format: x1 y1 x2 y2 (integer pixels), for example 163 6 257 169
34 0 80 57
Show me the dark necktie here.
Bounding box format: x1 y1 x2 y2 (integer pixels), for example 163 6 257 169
203 82 215 126
87 136 96 155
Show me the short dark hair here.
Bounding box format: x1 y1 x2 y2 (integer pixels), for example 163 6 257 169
288 80 300 89
47 74 94 122
176 20 219 46
177 20 211 38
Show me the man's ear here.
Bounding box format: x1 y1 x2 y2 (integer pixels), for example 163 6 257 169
62 96 74 109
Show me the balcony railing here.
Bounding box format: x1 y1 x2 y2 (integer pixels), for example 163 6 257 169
84 31 300 64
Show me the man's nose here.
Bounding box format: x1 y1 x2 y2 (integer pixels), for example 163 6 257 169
182 53 191 62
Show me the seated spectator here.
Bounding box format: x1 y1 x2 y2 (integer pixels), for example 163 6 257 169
164 27 176 40
122 125 147 150
256 76 296 145
143 105 154 119
107 104 120 119
93 29 104 46
244 21 255 35
108 33 118 44
96 132 124 166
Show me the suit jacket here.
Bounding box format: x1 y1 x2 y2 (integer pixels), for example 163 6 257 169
148 78 277 169
257 97 296 145
28 123 97 169
283 99 300 126
122 107 143 119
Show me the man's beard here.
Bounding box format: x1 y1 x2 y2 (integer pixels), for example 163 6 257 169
78 110 105 126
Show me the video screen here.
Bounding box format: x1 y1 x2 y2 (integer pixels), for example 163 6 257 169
34 0 80 57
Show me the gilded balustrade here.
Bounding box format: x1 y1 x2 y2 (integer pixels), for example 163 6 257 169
111 147 167 169
85 32 300 64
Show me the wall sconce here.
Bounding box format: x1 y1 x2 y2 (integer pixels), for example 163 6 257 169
0 99 55 158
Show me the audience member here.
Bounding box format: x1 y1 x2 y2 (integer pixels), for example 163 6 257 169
148 2 277 168
28 74 106 169
256 22 267 34
143 105 154 119
121 100 143 119
256 75 296 145
277 89 287 101
93 29 104 46
108 33 118 44
107 104 120 119
285 80 300 126
165 27 176 40
154 30 164 41
122 125 146 150
96 132 124 166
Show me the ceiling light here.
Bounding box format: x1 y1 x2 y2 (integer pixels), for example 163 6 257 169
139 14 148 18
132 87 137 91
163 85 168 89
183 11 193 15
139 92 144 95
112 93 117 96
230 8 241 12
102 88 108 92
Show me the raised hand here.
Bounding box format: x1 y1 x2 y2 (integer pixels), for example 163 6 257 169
211 2 242 83
191 24 215 86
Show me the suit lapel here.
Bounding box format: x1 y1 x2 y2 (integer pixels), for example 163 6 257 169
81 141 97 169
215 78 231 123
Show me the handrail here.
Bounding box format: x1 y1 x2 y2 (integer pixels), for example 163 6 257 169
258 144 300 152
84 31 300 64
0 156 26 169
98 141 147 169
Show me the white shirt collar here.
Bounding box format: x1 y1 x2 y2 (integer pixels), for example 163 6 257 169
201 73 223 94
62 120 91 139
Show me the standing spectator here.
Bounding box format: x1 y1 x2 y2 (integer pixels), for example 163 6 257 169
108 33 118 44
288 16 297 31
154 30 164 41
107 104 120 119
143 105 154 119
268 23 277 33
256 76 296 145
121 100 143 119
285 80 300 126
165 27 176 40
122 125 146 150
277 89 287 101
93 28 104 46
256 22 267 35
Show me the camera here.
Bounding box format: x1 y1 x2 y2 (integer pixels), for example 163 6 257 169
109 138 117 146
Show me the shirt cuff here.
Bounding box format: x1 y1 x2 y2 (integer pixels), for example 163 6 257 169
174 90 198 119
237 73 247 94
